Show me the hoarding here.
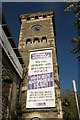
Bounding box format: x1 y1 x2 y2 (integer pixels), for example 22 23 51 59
26 50 55 108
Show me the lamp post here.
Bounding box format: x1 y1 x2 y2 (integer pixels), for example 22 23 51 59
72 80 80 120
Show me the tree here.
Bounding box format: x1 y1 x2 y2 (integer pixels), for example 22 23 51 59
64 2 80 59
61 90 79 119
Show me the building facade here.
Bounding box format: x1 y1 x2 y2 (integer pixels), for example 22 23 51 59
18 10 63 119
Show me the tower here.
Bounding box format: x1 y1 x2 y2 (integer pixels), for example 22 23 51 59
18 10 63 119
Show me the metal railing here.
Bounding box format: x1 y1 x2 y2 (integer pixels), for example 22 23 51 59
0 25 23 79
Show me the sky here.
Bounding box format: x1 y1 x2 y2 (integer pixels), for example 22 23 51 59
2 2 78 91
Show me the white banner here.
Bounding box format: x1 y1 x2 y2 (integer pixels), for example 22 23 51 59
26 50 55 108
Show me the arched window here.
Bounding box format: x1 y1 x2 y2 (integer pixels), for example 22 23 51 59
41 36 47 43
26 38 32 45
33 37 40 43
31 117 40 120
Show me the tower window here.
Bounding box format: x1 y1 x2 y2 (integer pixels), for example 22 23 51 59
41 36 47 42
31 25 42 31
43 14 47 18
27 17 30 21
33 37 40 43
26 38 32 45
35 16 38 19
31 117 40 120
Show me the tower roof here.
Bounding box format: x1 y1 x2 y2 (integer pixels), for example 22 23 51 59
19 9 54 20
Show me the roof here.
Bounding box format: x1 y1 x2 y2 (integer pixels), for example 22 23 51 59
1 11 24 65
19 9 54 19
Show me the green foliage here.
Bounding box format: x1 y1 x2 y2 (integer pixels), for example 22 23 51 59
64 2 80 16
74 19 80 29
61 90 79 119
2 74 13 84
16 101 22 117
64 2 80 59
64 3 75 13
70 37 80 58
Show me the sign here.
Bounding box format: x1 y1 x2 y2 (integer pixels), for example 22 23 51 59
26 50 55 108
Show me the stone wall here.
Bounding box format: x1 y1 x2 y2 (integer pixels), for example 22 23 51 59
18 10 63 119
2 49 21 119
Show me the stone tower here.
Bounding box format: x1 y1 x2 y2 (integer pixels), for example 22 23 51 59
18 10 63 119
